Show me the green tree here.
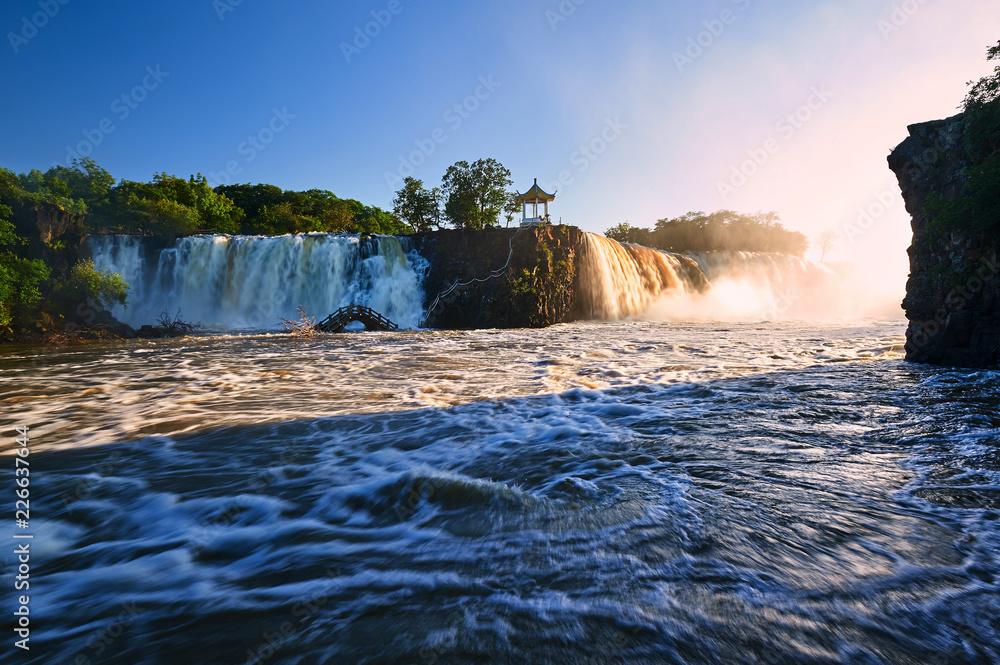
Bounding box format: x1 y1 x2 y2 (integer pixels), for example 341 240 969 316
605 222 650 244
0 204 50 330
926 39 1000 234
428 187 444 229
319 198 361 234
503 191 521 228
16 167 87 215
61 259 129 310
441 158 513 229
215 183 286 222
963 40 1000 163
101 179 158 234
101 174 242 237
0 167 23 199
6 159 117 220
257 201 307 235
604 210 808 256
133 197 201 237
214 184 404 235
47 158 115 208
392 177 437 231
354 204 412 235
442 166 478 228
0 158 421 241
147 173 243 234
965 39 1000 109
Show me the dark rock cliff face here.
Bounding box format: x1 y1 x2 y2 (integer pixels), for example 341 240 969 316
9 198 84 246
408 225 586 329
7 198 90 285
888 114 1000 367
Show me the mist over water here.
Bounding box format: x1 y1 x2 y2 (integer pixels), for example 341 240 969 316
577 233 905 324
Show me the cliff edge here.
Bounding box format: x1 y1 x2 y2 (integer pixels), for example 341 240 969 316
888 113 1000 367
409 225 584 329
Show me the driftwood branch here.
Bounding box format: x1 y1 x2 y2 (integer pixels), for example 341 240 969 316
279 307 317 338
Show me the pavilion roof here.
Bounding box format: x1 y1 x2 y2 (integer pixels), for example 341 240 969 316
515 179 556 204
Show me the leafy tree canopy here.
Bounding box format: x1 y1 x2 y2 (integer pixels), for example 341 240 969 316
392 177 440 232
605 210 809 257
604 222 650 245
964 39 1000 110
441 158 513 229
0 203 50 330
0 159 412 239
61 259 129 310
217 183 410 236
393 158 516 231
926 39 1000 234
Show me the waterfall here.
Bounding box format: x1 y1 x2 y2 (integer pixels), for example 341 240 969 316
89 231 888 332
578 233 868 321
678 250 857 320
88 234 429 330
577 233 709 319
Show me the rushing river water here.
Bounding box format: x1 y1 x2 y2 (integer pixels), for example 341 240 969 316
2 320 999 664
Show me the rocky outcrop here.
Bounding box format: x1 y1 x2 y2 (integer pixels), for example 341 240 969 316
409 226 585 329
888 114 1000 367
8 198 84 245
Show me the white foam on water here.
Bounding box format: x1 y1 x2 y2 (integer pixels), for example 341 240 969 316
19 348 1000 663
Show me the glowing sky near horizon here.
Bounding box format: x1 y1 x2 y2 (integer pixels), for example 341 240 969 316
1 0 997 302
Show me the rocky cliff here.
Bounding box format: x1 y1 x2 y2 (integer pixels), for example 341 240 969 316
9 198 85 246
409 225 586 329
888 113 1000 367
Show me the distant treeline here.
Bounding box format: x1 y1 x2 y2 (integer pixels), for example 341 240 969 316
605 210 809 257
0 159 411 239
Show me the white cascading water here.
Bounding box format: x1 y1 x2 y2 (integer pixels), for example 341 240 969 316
88 234 429 330
578 232 878 321
90 231 890 332
577 232 709 320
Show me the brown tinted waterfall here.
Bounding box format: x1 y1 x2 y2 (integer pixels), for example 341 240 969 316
576 233 710 320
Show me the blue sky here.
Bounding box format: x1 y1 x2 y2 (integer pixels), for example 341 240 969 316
1 0 998 293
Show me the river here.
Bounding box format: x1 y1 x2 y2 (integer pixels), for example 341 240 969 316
3 320 999 664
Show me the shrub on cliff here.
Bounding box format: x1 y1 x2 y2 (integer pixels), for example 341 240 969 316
926 154 1000 235
964 39 1000 161
0 158 116 219
0 204 50 333
926 39 1000 235
58 259 129 311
